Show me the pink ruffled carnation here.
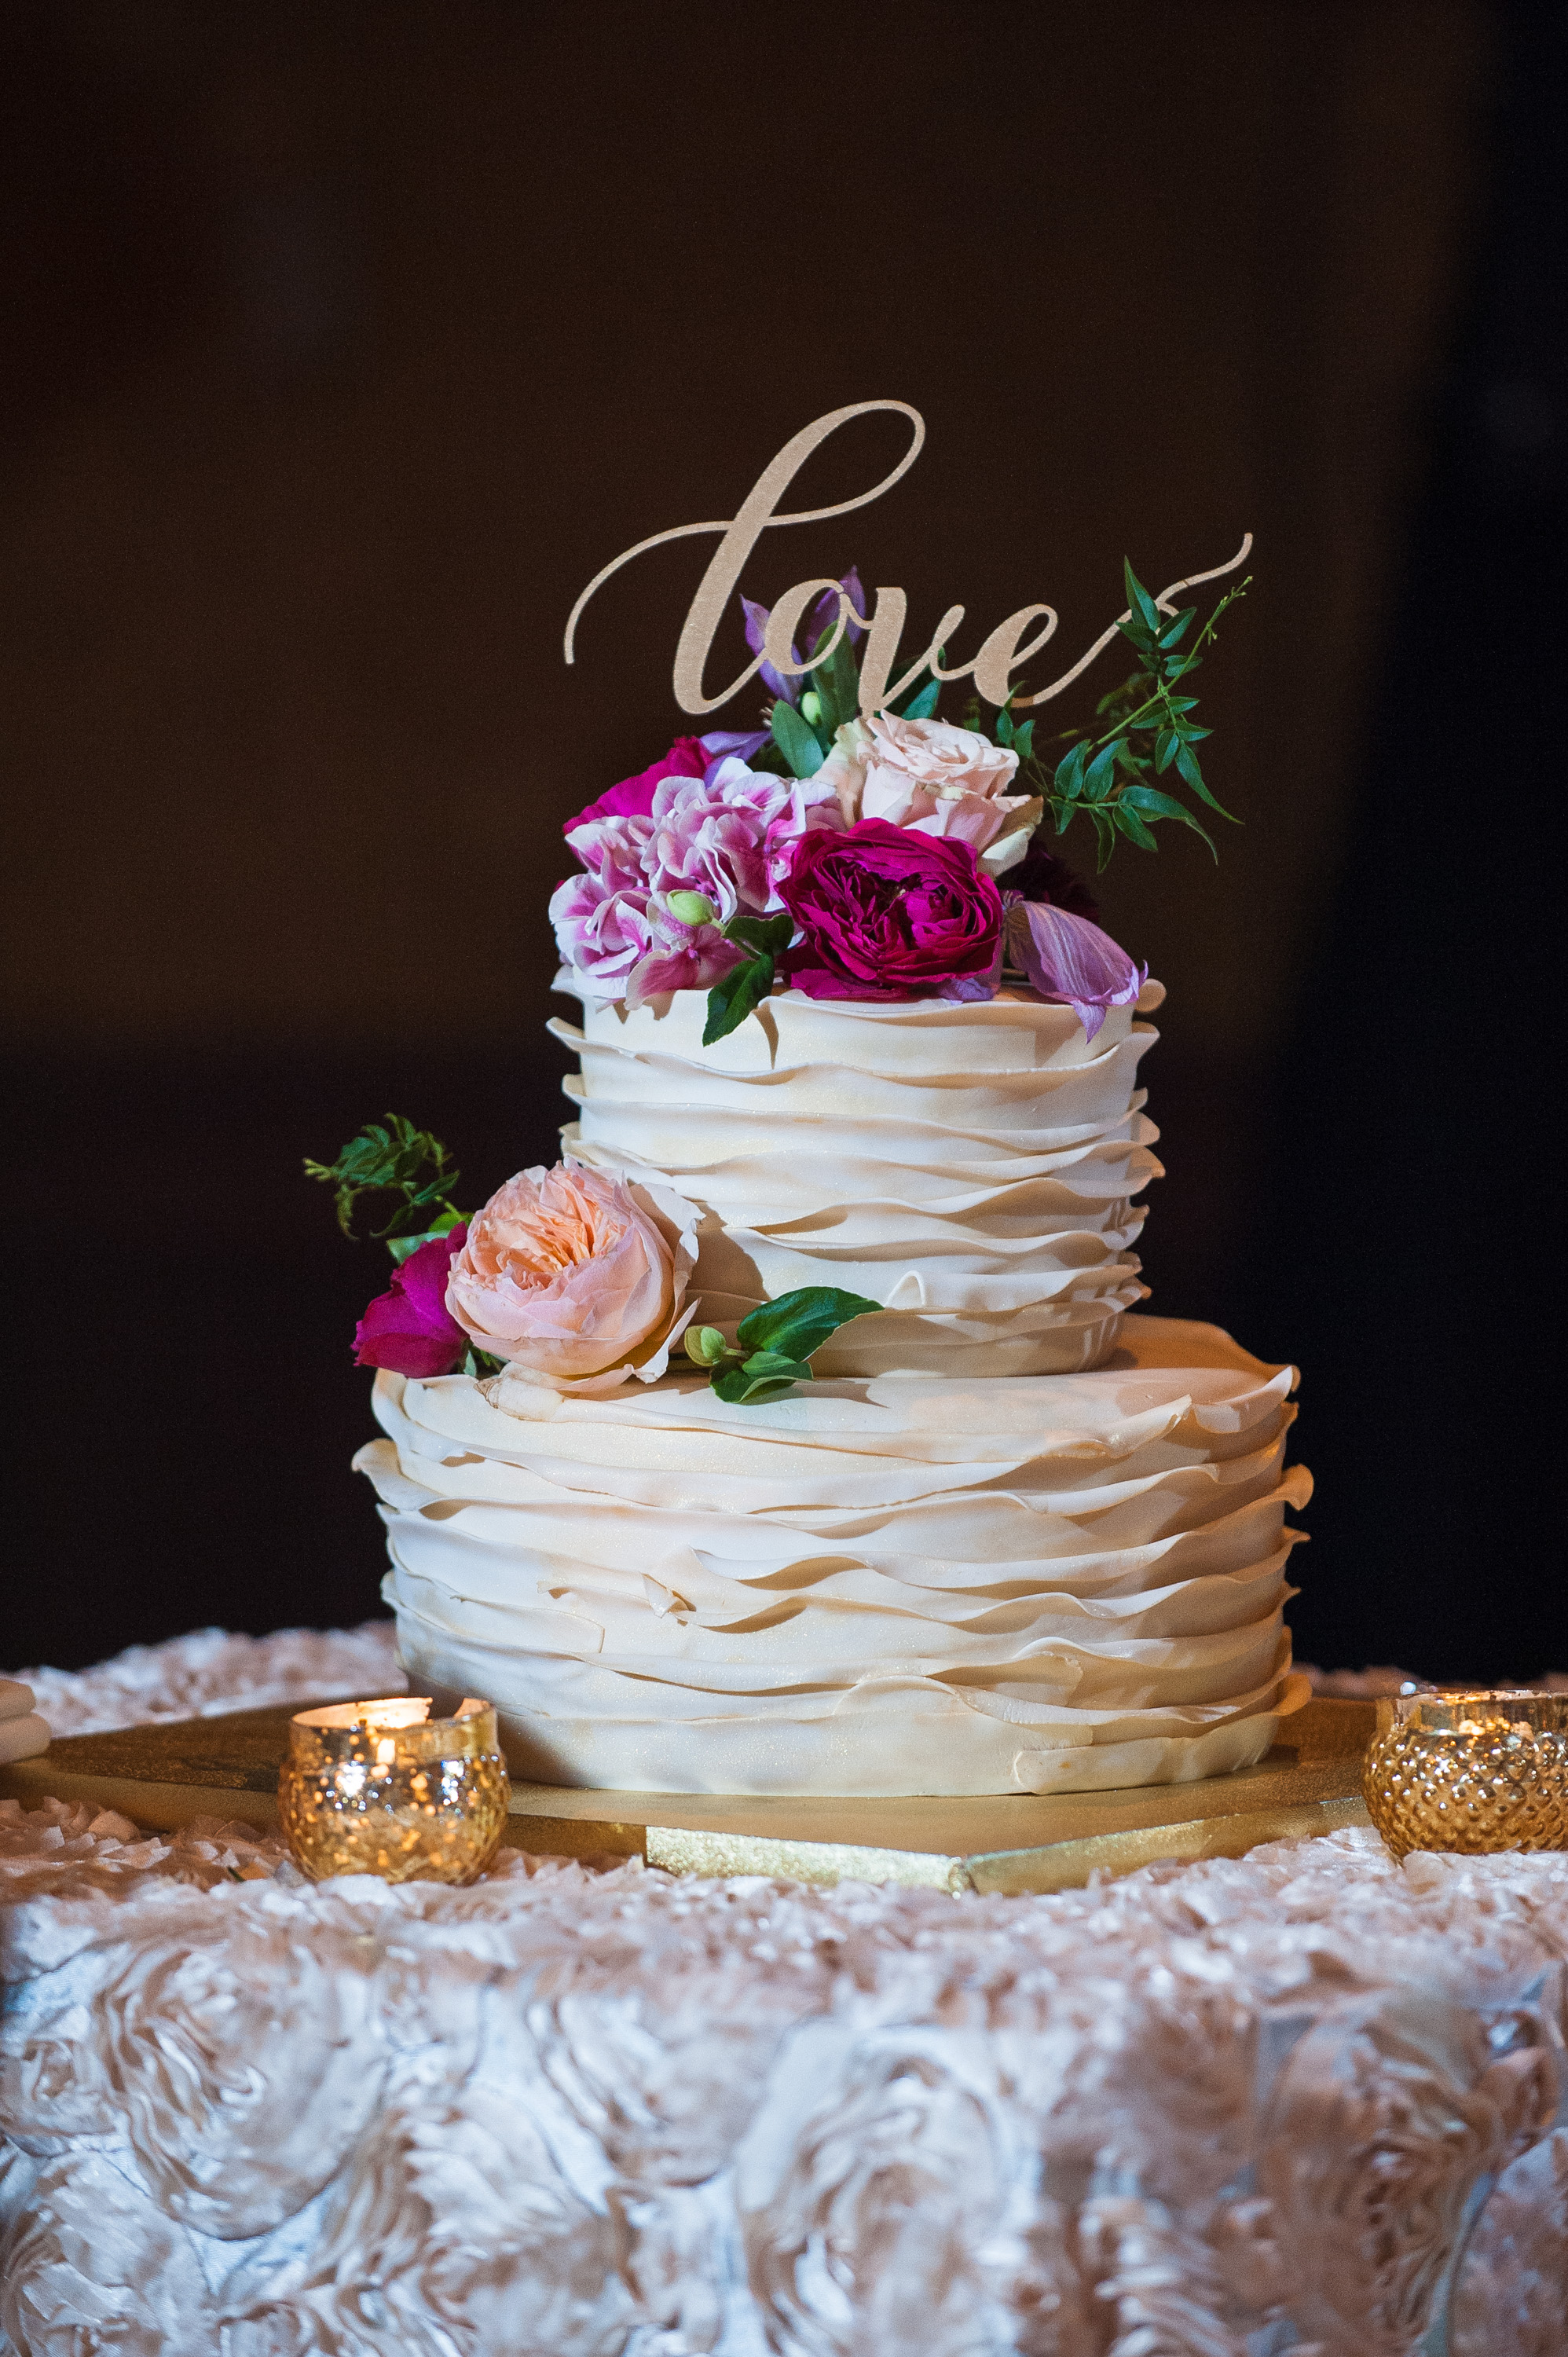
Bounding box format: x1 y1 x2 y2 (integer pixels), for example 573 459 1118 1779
552 757 841 1003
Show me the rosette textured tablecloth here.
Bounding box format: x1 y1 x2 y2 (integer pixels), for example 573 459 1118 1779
2 1630 1567 2355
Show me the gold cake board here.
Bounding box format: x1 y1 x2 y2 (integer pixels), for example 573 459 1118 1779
0 1696 1376 1894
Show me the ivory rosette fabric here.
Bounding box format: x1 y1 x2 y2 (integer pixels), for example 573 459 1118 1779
3 1632 1564 2352
0 1787 1564 2353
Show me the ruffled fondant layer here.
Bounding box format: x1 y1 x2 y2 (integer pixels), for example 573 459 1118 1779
550 980 1165 1376
363 1315 1310 1795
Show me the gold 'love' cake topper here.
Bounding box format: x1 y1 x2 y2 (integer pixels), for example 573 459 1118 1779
564 398 1250 720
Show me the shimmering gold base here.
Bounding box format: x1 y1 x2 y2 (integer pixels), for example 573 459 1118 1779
277 1698 510 1885
1362 1691 1568 1863
2 1695 1377 1892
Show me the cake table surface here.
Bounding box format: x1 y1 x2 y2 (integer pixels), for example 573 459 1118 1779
2 1694 1373 1890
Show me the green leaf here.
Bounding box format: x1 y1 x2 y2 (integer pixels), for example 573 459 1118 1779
1054 741 1090 800
1155 728 1178 773
1173 742 1236 818
1120 783 1218 853
736 1285 881 1365
1083 742 1119 801
1012 719 1035 761
898 676 941 721
713 1366 800 1405
738 1349 815 1381
702 954 776 1045
725 912 793 958
1157 607 1195 649
1113 803 1160 851
1090 807 1118 870
1123 559 1161 636
771 698 827 779
387 1208 467 1264
994 705 1015 747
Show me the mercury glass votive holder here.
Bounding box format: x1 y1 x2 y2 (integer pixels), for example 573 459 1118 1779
1362 1689 1568 1862
278 1696 510 1884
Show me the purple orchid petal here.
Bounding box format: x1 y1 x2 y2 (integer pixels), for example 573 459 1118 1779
701 728 771 774
805 568 869 664
1006 900 1145 1043
830 566 867 643
741 593 799 706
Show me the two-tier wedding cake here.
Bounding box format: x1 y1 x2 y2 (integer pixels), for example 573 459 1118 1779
324 500 1308 1795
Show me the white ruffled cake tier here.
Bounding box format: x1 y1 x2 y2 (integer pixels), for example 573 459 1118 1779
551 978 1165 1376
361 1315 1311 1796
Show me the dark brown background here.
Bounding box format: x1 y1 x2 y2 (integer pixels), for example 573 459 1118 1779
5 2 1561 1677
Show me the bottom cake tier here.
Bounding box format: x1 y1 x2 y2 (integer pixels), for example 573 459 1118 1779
358 1314 1311 1796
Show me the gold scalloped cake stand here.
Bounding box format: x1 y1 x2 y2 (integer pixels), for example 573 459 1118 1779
0 1697 1374 1893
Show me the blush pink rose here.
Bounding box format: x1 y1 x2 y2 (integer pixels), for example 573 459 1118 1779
816 712 1041 875
445 1161 698 1394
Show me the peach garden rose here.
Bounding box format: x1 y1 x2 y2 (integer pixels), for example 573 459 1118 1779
445 1160 698 1395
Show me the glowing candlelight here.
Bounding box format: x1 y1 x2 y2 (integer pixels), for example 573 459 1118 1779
278 1696 509 1884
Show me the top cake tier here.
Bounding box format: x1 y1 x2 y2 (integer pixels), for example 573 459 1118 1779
550 979 1167 1377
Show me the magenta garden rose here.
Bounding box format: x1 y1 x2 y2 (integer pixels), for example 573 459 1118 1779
779 818 1006 1003
354 1226 470 1378
444 1160 698 1394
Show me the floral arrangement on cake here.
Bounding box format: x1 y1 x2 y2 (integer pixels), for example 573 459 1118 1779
306 1116 877 1402
551 559 1246 1045
309 559 1244 1402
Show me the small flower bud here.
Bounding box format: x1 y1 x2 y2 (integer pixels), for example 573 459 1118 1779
683 1325 730 1368
800 691 822 726
666 889 717 929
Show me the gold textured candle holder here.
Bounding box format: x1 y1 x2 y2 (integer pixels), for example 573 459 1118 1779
278 1696 510 1884
1362 1689 1568 1862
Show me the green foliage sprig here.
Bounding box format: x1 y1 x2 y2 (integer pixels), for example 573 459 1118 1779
303 1114 466 1263
1022 561 1251 871
683 1286 881 1404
